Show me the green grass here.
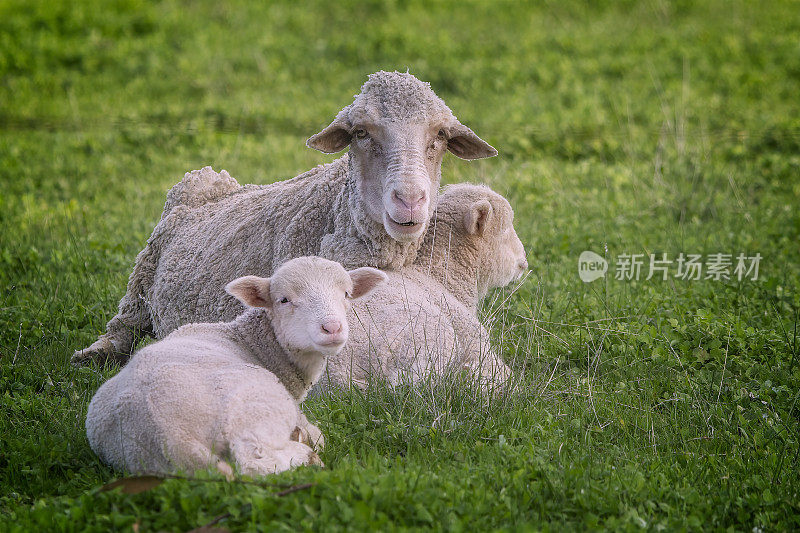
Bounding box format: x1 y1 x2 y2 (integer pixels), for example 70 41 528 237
1 0 799 530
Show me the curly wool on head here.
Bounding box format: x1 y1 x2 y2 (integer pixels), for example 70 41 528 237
356 71 451 122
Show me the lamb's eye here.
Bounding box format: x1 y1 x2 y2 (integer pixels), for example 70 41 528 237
345 291 351 299
355 129 368 139
280 297 289 304
437 129 446 139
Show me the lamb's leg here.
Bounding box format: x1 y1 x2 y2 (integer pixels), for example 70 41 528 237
72 240 158 366
290 426 311 445
230 433 323 476
72 309 149 365
293 412 325 451
463 348 514 395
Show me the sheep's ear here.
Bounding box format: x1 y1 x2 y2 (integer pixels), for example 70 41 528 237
464 199 493 235
447 122 498 160
347 267 387 299
225 276 272 308
307 107 352 153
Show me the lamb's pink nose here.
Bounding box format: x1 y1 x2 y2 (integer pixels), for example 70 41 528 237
518 258 528 270
321 320 343 335
392 189 426 218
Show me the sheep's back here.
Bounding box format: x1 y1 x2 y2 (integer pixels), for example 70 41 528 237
320 269 469 390
87 330 301 473
146 159 348 337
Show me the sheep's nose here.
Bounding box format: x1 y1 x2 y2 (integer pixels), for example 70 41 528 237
518 258 529 271
321 320 343 335
392 189 426 215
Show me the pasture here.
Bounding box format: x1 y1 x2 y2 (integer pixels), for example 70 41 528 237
1 0 799 529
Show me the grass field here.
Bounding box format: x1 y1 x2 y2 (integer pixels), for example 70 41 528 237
1 0 799 530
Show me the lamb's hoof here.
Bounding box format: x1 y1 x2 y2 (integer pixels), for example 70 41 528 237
292 425 324 451
216 460 235 481
71 342 129 367
71 348 104 366
290 426 311 446
307 451 324 468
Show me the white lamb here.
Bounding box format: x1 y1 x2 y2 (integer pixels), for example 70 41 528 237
85 257 386 477
74 71 496 365
317 184 528 393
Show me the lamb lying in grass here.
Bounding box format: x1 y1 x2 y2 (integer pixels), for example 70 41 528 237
317 184 528 393
85 257 386 477
74 70 497 365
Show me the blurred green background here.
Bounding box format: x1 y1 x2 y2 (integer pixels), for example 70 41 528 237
1 0 799 530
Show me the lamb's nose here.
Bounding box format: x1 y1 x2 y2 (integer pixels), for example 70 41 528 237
321 320 343 335
518 258 529 270
392 189 426 214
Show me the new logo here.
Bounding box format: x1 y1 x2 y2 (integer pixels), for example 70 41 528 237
578 251 608 282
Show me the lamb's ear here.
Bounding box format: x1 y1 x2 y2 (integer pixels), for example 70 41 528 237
447 122 498 160
306 107 352 153
347 267 387 299
464 199 493 235
225 276 272 308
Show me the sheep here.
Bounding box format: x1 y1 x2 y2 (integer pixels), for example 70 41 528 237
316 183 528 393
73 71 497 365
85 257 386 477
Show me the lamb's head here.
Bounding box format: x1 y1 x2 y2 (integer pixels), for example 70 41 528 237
307 71 497 243
226 257 386 357
427 184 528 299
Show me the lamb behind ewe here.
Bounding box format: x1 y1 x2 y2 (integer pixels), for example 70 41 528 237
74 71 497 365
317 184 528 393
85 257 386 477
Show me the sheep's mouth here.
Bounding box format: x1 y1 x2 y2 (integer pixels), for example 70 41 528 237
386 215 422 230
384 213 426 241
513 267 531 282
315 336 346 348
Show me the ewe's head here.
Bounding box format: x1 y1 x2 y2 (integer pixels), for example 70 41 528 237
307 71 497 243
430 184 528 297
226 257 386 356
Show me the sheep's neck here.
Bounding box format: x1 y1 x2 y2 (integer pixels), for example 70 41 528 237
320 156 423 270
282 348 327 403
416 231 483 310
230 310 310 402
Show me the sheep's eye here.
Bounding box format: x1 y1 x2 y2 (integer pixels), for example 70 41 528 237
280 297 289 304
345 291 351 299
437 129 446 139
355 129 368 139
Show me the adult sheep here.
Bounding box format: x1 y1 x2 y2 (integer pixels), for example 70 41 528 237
73 71 497 364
